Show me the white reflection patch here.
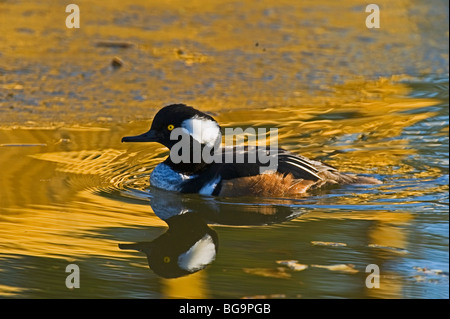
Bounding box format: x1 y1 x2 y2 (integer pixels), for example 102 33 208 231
178 234 216 272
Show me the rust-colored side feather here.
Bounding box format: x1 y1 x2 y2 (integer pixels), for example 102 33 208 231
218 173 316 197
218 171 381 197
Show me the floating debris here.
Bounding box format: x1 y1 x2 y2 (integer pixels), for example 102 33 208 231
368 244 408 254
413 267 448 276
311 264 359 274
0 83 24 90
111 56 124 69
174 48 209 66
55 138 71 145
95 40 134 48
276 260 308 271
243 267 291 279
311 241 347 247
413 275 426 282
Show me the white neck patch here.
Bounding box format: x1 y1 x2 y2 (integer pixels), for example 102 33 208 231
181 116 221 147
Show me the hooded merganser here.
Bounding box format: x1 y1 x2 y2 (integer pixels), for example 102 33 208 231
122 104 381 197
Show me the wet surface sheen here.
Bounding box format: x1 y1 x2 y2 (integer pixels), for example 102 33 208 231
0 0 448 298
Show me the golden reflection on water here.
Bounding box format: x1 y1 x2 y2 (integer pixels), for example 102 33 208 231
1 0 448 125
0 0 448 298
0 77 445 298
162 272 208 299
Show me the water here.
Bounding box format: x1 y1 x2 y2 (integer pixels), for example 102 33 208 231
0 0 448 298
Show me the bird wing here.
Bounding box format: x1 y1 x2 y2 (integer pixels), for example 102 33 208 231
216 147 337 181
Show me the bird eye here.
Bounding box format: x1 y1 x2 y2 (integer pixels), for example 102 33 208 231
163 256 171 263
167 124 174 131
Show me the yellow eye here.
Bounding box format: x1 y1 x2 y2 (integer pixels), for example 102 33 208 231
163 256 171 263
167 124 174 131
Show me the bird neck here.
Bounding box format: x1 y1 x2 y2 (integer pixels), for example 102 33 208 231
164 156 211 175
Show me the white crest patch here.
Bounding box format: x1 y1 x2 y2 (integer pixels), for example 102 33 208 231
181 116 221 147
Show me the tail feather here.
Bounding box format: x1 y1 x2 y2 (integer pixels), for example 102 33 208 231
314 170 382 187
350 175 382 185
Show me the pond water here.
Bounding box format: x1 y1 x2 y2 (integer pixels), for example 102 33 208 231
0 0 448 298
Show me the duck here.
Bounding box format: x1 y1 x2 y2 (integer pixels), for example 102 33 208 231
121 104 381 197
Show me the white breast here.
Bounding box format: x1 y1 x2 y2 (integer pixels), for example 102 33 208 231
150 163 196 191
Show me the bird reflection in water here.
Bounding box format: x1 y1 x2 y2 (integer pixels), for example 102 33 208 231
119 188 304 278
